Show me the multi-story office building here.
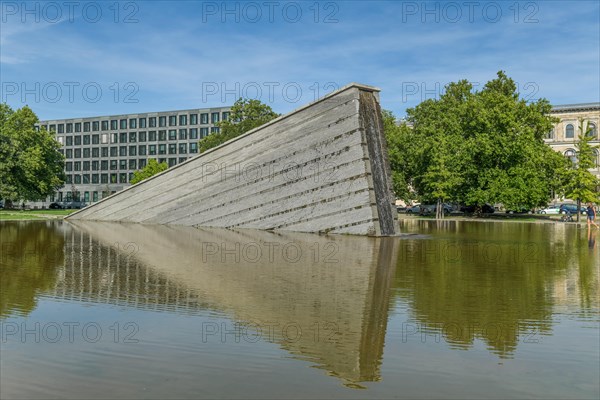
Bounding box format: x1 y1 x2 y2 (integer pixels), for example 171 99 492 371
37 106 231 205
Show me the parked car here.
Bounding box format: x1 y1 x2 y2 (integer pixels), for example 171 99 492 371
49 202 63 209
396 206 407 213
405 204 421 214
420 203 453 215
460 204 495 214
419 204 434 215
505 206 533 214
481 204 495 213
537 205 560 214
559 203 587 215
63 201 87 209
442 204 453 214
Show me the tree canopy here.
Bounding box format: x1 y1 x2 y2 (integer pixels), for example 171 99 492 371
382 110 414 202
385 71 569 212
0 104 65 206
199 98 279 153
130 159 168 185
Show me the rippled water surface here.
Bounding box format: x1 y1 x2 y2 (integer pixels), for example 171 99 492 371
1 220 598 399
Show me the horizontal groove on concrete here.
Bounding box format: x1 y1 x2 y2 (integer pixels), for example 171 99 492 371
67 83 398 236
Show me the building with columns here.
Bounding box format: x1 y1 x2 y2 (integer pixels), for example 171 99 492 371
546 102 600 175
545 103 600 201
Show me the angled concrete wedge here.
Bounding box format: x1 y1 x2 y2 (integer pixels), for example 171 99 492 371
66 83 398 235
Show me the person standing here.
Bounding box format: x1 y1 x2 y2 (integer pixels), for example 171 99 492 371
586 203 599 229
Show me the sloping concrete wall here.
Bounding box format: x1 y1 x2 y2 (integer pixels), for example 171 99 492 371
67 83 397 236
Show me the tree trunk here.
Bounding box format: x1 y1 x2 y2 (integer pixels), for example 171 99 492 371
577 199 581 222
436 198 442 220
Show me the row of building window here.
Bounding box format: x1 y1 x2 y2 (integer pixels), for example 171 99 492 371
56 128 218 146
66 172 134 185
64 158 187 185
66 160 151 172
60 142 199 159
55 191 106 203
564 148 600 167
42 112 230 133
547 122 598 139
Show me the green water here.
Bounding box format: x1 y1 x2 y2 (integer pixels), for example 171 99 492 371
1 219 598 399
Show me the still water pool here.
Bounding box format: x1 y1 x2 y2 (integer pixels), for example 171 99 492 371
1 220 598 399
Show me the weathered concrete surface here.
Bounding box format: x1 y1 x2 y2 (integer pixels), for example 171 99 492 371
67 83 398 236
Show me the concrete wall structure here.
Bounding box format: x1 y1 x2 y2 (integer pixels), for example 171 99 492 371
67 83 398 236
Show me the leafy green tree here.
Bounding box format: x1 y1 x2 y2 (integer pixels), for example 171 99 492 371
130 159 168 184
386 72 567 216
199 98 279 153
70 183 80 202
0 104 65 208
563 120 600 222
382 110 414 202
421 134 463 219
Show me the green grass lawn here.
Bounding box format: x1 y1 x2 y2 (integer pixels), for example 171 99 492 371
25 209 77 216
0 209 77 220
400 213 587 224
0 213 47 221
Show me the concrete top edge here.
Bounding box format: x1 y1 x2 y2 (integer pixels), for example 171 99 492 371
40 83 379 124
343 82 382 92
197 82 381 151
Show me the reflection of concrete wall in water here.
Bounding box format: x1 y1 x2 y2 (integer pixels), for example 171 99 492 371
58 221 398 385
66 84 397 236
49 230 203 314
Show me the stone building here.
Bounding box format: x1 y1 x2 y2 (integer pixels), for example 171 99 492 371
546 102 600 181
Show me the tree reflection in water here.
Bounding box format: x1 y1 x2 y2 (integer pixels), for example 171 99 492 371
0 221 64 318
395 219 599 358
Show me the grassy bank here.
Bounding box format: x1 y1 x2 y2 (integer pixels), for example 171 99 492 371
399 213 593 225
0 209 76 221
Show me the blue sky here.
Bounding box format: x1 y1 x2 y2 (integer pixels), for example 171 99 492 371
1 0 599 120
